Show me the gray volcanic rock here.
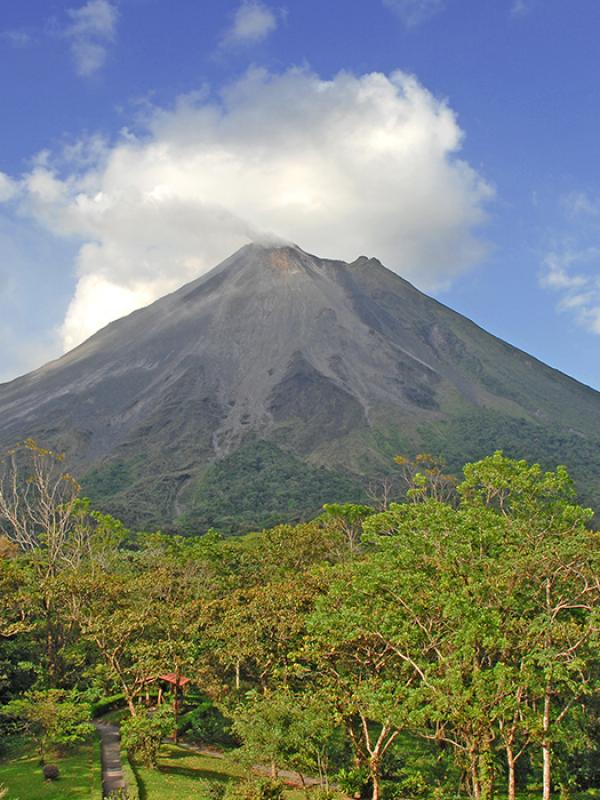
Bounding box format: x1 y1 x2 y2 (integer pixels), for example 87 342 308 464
1 243 600 531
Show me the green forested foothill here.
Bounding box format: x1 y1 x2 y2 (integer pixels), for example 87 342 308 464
419 409 600 512
177 440 366 535
0 441 598 800
80 415 600 535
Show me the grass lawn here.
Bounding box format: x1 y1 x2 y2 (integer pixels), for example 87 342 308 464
0 737 102 800
133 744 244 800
133 743 309 800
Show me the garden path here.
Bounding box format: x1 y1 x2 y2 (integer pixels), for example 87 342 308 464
95 721 127 798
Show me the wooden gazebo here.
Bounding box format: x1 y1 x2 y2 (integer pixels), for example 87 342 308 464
156 672 191 707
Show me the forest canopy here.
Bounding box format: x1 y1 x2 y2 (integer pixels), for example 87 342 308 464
0 441 598 800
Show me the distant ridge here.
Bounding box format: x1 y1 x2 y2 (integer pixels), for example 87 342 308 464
1 243 600 533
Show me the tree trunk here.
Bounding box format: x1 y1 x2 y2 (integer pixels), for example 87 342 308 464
471 756 481 800
543 742 551 800
44 595 63 687
480 743 495 800
298 771 310 800
543 685 552 800
506 746 516 800
173 669 180 743
371 767 381 800
125 690 137 716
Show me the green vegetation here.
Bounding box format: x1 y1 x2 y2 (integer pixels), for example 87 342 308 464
133 744 244 800
0 738 101 799
178 440 365 535
3 690 94 759
0 440 598 800
419 409 600 510
121 746 140 800
81 410 600 536
121 707 175 767
82 459 137 505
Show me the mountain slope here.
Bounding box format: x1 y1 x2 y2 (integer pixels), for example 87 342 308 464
1 243 599 532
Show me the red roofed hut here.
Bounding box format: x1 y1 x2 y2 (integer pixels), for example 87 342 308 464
145 670 192 742
157 672 191 705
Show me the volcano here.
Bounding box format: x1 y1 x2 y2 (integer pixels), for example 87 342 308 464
1 243 600 532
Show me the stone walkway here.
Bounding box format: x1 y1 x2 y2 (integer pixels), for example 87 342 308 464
95 721 127 798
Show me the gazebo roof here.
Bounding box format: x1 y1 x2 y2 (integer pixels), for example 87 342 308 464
159 672 191 687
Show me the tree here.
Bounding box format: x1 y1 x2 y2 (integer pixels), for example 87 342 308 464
308 552 435 800
232 690 341 792
0 442 128 685
200 573 325 695
392 453 457 504
0 549 31 639
321 504 373 555
0 441 83 684
70 570 169 715
3 689 93 759
0 441 81 570
349 453 600 800
460 452 600 800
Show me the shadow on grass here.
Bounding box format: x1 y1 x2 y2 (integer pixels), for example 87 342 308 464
158 748 201 761
158 764 235 782
130 759 148 800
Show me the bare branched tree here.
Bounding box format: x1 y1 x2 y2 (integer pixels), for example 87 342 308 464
366 476 399 511
0 439 81 577
394 453 457 504
0 440 83 682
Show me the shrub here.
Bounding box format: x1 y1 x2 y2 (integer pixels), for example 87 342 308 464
203 778 229 800
120 745 140 800
335 767 369 797
43 764 59 781
398 770 429 798
121 707 174 768
90 693 126 718
178 700 235 745
311 790 337 800
255 779 284 800
225 777 285 800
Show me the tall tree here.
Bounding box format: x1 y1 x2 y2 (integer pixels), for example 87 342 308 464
460 453 600 800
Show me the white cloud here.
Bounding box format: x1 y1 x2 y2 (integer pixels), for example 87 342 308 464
221 1 279 47
510 0 540 18
12 66 492 352
64 0 118 76
541 248 600 334
563 190 600 219
541 190 600 335
383 0 445 27
510 0 529 17
0 173 19 202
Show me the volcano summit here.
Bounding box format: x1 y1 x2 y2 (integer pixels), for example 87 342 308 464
1 243 600 532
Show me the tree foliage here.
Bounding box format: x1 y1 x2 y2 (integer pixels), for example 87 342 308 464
0 443 598 800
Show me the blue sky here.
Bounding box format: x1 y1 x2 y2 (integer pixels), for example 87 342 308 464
1 0 600 389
